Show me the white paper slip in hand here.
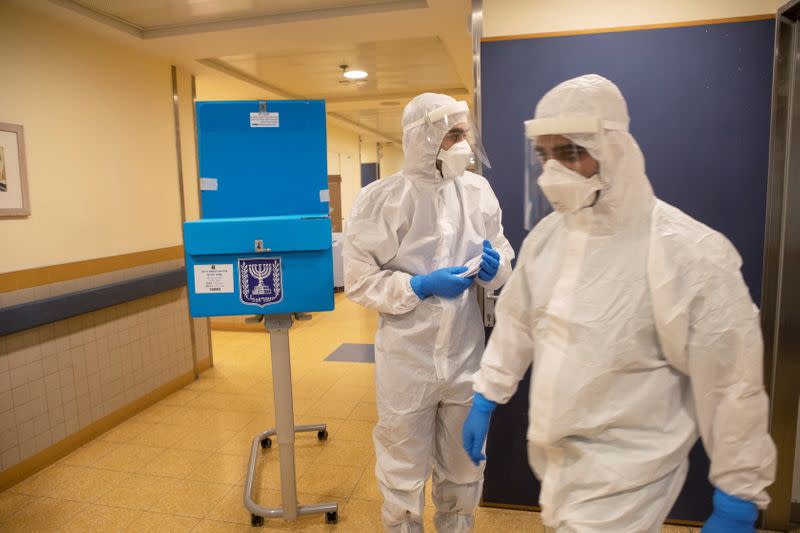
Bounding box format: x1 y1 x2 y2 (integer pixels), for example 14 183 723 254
458 255 483 278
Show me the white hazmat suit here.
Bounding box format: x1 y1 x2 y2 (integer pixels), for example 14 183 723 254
473 75 776 532
344 93 514 532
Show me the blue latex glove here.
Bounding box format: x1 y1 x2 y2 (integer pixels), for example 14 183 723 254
702 489 758 533
462 393 497 466
478 240 500 282
411 266 474 299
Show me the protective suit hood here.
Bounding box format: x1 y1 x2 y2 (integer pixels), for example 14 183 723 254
402 93 468 185
534 74 655 234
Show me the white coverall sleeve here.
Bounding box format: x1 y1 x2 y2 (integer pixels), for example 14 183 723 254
343 189 421 316
684 244 776 508
473 236 535 404
477 185 515 292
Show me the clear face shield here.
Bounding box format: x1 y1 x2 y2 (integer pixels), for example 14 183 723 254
404 101 491 177
523 115 608 229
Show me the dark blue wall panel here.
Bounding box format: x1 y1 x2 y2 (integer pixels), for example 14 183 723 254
480 19 775 522
361 163 379 187
0 270 186 336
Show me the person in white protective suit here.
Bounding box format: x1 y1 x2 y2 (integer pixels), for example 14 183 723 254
344 92 515 532
461 75 777 533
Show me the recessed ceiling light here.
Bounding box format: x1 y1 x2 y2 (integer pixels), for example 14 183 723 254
343 69 368 80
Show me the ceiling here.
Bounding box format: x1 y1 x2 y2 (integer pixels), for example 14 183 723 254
218 37 462 99
37 0 476 143
70 0 408 31
337 108 405 136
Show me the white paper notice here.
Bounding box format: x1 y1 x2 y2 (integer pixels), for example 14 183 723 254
194 264 234 294
199 177 218 191
320 189 330 202
250 112 280 128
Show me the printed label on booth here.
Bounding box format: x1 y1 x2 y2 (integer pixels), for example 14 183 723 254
194 264 234 294
250 112 280 128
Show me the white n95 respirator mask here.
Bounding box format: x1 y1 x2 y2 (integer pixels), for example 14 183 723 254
537 159 602 214
438 140 474 180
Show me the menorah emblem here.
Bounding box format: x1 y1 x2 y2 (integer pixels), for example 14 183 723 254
249 264 272 295
239 258 283 307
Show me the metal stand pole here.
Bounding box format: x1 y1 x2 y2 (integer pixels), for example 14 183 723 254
243 314 338 527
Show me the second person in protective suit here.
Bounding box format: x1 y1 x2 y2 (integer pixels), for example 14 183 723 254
344 93 514 532
462 74 776 533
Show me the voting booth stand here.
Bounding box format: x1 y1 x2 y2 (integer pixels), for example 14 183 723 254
184 101 337 526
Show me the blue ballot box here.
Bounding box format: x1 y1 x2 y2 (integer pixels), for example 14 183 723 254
184 101 340 525
184 100 334 318
195 100 330 219
184 215 334 317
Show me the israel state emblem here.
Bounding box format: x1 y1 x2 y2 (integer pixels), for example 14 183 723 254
239 258 283 307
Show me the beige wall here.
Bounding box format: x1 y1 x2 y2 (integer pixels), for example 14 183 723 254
0 4 204 476
194 73 276 102
483 0 776 38
326 123 361 230
360 140 378 164
0 4 185 273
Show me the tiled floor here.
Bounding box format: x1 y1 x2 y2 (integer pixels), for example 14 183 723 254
0 295 783 532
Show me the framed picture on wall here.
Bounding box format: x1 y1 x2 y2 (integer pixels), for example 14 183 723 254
0 122 30 217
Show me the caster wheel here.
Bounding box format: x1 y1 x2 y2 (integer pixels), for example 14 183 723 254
317 430 328 441
325 511 338 524
251 514 264 527
260 437 272 449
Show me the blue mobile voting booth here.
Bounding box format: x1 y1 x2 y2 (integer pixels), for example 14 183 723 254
185 100 334 317
185 100 338 526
